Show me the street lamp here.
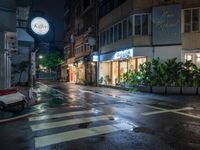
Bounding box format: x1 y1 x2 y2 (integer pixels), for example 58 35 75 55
39 55 43 59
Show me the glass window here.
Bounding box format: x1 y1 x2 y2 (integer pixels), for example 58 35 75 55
118 22 122 40
128 16 133 36
142 15 149 35
120 61 128 80
137 57 146 71
123 20 127 39
128 59 136 71
134 14 150 35
135 15 141 35
192 9 199 31
110 27 113 43
100 33 103 47
114 25 118 42
184 9 200 32
184 10 191 32
112 61 119 85
106 29 110 45
103 31 106 46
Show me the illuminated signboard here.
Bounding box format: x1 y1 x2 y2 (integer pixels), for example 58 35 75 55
113 48 133 60
92 55 98 62
31 17 49 35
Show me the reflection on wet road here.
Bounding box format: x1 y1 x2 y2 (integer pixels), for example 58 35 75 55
0 82 200 150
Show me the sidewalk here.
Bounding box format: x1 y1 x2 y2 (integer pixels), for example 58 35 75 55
62 82 200 106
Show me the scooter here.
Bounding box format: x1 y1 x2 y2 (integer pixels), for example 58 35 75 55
0 89 28 113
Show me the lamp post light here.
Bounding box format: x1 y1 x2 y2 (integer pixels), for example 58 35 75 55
39 55 43 59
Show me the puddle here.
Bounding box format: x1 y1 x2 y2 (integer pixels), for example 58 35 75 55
78 122 90 128
133 126 155 135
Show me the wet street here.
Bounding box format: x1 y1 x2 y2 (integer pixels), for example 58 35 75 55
0 82 200 150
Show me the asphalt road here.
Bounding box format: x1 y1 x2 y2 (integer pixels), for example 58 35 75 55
0 82 200 150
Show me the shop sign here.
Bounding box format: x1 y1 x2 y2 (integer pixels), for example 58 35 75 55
92 55 98 62
31 17 49 35
152 4 181 45
113 48 133 60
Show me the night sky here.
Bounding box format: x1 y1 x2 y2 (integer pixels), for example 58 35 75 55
30 0 64 48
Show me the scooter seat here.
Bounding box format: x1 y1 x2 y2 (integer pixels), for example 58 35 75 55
0 89 17 96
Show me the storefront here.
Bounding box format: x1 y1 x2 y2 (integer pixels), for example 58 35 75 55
99 48 147 85
184 50 200 68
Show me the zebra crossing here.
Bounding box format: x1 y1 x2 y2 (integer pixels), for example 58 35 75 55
28 109 133 148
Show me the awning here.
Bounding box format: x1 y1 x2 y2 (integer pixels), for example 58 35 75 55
17 28 34 43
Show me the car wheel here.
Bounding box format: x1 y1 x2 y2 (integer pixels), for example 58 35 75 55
0 102 5 111
11 102 25 113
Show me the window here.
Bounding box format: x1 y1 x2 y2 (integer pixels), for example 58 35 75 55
128 16 133 36
114 25 118 42
103 31 106 46
118 22 122 40
106 29 110 45
185 53 200 68
110 27 113 43
134 14 150 35
184 9 200 32
123 20 127 39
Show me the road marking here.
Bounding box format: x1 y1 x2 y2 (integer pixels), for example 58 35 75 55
142 107 193 116
31 115 113 131
35 123 132 148
29 110 97 122
142 105 200 120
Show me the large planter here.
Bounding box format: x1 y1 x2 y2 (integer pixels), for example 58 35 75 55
182 87 197 95
166 86 181 94
137 86 151 93
152 86 166 94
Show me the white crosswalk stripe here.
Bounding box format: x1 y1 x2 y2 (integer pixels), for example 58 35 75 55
29 109 132 149
31 115 113 131
29 110 96 122
35 123 132 148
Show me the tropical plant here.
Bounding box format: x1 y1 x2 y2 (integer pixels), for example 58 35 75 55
39 51 64 70
164 58 183 86
180 60 197 86
139 61 152 86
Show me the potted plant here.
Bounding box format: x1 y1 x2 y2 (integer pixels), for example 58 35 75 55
150 58 166 94
135 61 152 92
181 61 198 95
165 58 182 94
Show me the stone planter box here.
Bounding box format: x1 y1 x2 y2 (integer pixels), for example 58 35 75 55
152 86 166 94
182 87 197 95
137 86 151 93
166 87 181 94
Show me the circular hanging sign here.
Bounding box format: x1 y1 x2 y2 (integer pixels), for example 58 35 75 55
31 17 49 35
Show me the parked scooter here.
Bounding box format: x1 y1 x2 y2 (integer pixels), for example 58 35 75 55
0 89 27 113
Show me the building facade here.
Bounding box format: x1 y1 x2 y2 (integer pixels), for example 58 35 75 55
63 0 99 85
0 0 16 89
98 0 200 85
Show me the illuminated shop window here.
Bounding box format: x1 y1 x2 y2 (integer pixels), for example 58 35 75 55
137 57 147 71
185 53 200 67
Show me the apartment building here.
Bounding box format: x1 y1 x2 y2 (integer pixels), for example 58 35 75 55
0 0 16 89
63 0 99 85
98 0 200 85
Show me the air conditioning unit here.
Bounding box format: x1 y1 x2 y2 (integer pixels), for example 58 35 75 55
4 32 18 52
